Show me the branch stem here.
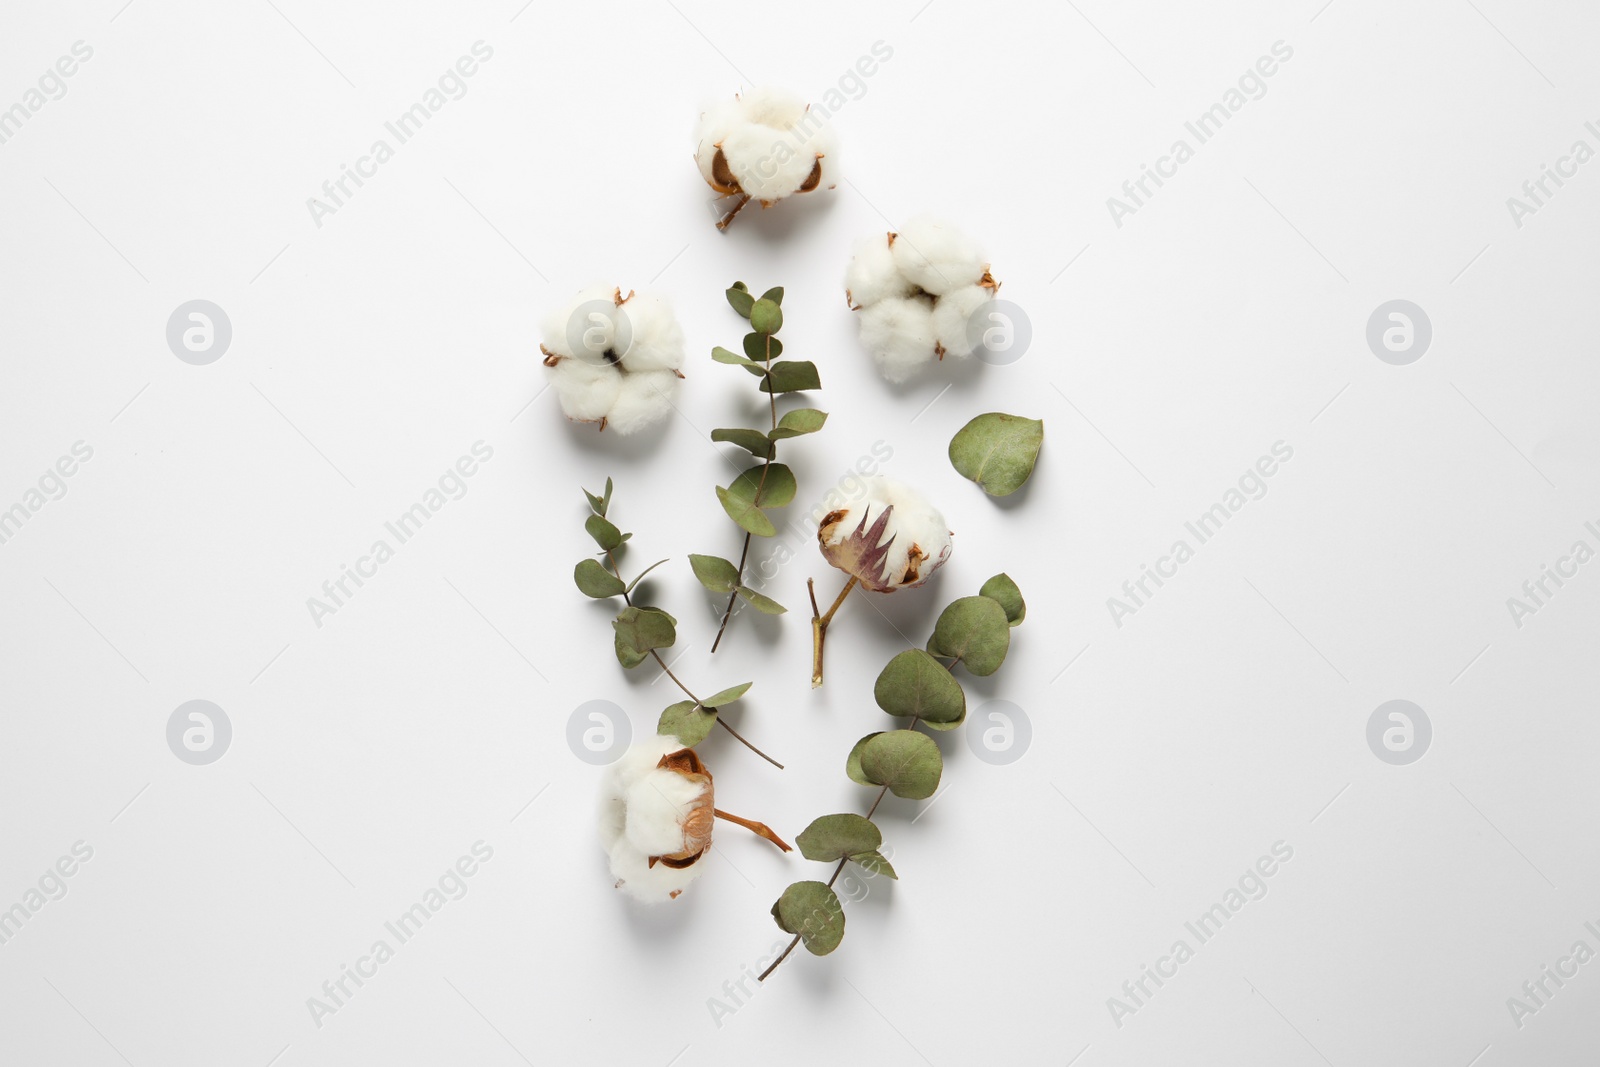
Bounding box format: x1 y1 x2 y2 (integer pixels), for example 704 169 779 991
713 809 793 852
710 329 779 653
810 574 859 687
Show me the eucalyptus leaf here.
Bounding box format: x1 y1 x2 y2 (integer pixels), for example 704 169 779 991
859 730 943 800
736 585 786 615
715 485 777 537
948 412 1044 497
928 595 1011 676
583 487 605 515
980 573 1026 626
689 554 740 593
760 286 784 305
771 881 845 956
726 462 797 508
585 514 623 551
749 298 783 335
874 648 966 727
710 427 772 458
574 558 625 599
768 408 827 439
726 285 754 318
711 346 760 370
852 850 898 880
659 700 716 746
612 606 676 669
625 558 669 594
796 814 882 863
759 360 821 393
846 732 885 785
743 333 782 363
702 682 752 708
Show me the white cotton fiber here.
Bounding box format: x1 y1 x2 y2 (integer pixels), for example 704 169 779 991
891 215 987 296
858 295 937 384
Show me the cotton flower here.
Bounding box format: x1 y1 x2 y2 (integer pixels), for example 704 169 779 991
809 476 953 686
540 284 685 434
694 87 838 230
844 215 1000 382
598 735 715 903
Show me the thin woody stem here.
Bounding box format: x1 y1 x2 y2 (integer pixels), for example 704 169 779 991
602 549 783 769
715 192 753 231
810 574 860 688
713 809 793 852
711 330 780 653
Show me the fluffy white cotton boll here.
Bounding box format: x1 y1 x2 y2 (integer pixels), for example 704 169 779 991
844 233 916 309
891 216 987 296
623 772 709 858
540 282 621 362
598 735 715 904
605 837 706 903
551 358 622 424
858 295 937 383
738 86 809 129
693 88 835 206
605 370 678 435
617 293 685 373
931 284 996 359
721 125 819 201
817 476 953 592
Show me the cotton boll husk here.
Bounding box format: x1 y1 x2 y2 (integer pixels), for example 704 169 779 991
858 295 937 383
844 233 915 309
721 125 818 200
891 216 987 296
818 476 952 592
605 369 678 435
551 358 621 423
931 284 996 359
618 293 685 373
623 771 709 858
606 836 707 903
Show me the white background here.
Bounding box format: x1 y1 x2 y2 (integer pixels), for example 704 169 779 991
2 0 1598 1064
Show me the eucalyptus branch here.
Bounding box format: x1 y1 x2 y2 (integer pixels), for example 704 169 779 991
759 575 1028 980
689 282 828 654
573 478 784 770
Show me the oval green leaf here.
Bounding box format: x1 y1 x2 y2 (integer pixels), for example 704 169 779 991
749 298 783 335
726 462 797 508
852 850 898 880
689 553 740 593
768 408 828 439
585 514 623 551
771 881 845 956
948 412 1044 497
715 484 777 537
726 285 754 318
574 558 625 599
873 648 966 727
612 606 677 669
736 585 786 614
702 682 752 708
760 360 822 394
929 595 1011 676
796 814 882 863
979 573 1026 626
659 700 716 746
859 730 943 800
846 732 884 785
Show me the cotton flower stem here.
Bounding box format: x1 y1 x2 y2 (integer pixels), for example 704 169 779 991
715 192 753 232
809 574 859 688
713 809 793 852
710 334 779 654
603 548 784 770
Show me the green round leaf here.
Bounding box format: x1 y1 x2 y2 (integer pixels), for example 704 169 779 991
727 462 797 508
948 412 1044 497
768 408 827 439
612 606 676 669
689 553 740 593
710 427 772 458
760 360 821 394
743 332 782 363
929 595 1012 676
659 700 716 746
852 850 898 880
874 648 966 726
859 730 943 800
760 286 784 305
702 682 752 708
574 558 625 599
585 514 623 551
979 573 1026 626
771 881 845 956
736 585 786 614
749 298 783 335
846 732 884 785
796 814 882 863
715 484 777 537
726 285 754 318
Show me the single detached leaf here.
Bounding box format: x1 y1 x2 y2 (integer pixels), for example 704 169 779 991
846 732 885 785
929 595 1012 676
689 553 740 593
760 286 784 305
743 332 782 363
702 682 752 708
612 606 676 669
768 408 828 439
659 700 716 746
979 573 1026 626
859 730 943 800
710 427 772 458
726 285 754 318
736 585 786 615
874 648 966 727
726 462 797 509
585 514 623 551
715 485 777 537
796 814 882 863
760 360 822 394
771 881 845 956
749 298 783 335
625 558 669 594
574 558 625 599
852 850 898 880
948 412 1044 497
